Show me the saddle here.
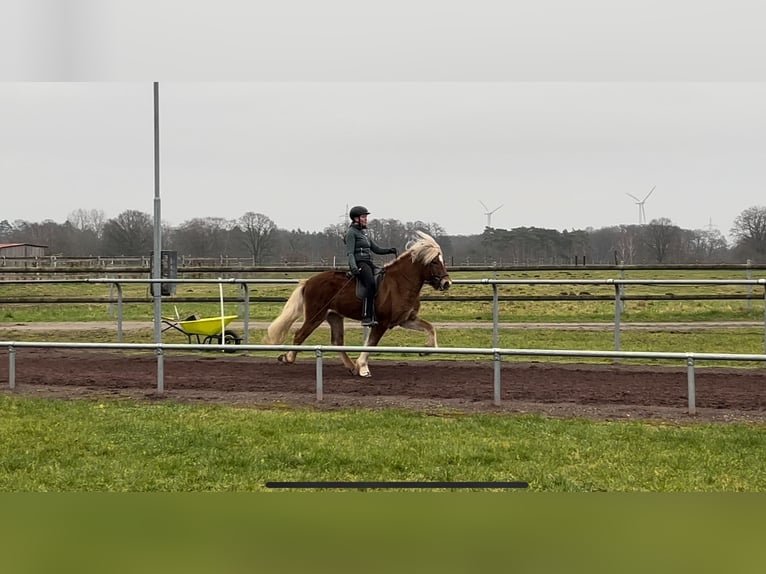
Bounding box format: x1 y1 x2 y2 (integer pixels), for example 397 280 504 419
345 268 385 300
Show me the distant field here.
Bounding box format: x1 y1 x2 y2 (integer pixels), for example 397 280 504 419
1 268 765 324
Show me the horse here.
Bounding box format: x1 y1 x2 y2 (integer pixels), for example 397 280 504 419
265 231 452 377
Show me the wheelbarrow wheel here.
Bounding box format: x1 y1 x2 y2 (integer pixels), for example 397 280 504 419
202 330 242 352
221 329 242 352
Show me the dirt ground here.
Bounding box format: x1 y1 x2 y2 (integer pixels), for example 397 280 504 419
2 347 765 424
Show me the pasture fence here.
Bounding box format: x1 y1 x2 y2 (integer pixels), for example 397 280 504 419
2 276 766 351
3 339 765 415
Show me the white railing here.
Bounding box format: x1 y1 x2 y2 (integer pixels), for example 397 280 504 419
2 276 765 351
3 339 765 415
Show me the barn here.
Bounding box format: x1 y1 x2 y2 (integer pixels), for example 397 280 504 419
0 242 48 258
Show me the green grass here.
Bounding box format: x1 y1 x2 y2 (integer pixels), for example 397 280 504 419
1 395 764 492
3 273 766 496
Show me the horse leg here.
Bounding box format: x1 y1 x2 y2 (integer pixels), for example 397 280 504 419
354 324 386 378
277 314 326 364
326 312 356 373
400 316 438 355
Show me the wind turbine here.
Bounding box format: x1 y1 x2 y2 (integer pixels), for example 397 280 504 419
625 185 656 225
479 201 503 228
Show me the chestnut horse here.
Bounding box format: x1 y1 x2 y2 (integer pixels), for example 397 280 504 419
265 231 452 377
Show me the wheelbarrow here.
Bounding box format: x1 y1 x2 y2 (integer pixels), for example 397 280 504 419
162 313 242 349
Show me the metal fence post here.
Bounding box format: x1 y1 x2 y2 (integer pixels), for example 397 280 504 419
115 282 124 343
613 283 622 353
8 345 15 389
156 346 164 393
240 283 250 344
315 347 323 402
493 350 501 406
492 283 499 348
686 355 696 415
762 284 766 356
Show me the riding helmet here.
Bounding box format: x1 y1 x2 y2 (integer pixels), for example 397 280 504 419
349 205 370 220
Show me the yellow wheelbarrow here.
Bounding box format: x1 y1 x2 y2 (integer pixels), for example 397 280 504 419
162 313 242 349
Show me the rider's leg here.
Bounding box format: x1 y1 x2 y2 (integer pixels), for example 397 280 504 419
358 262 377 326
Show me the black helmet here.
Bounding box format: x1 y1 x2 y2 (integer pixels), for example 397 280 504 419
349 205 370 220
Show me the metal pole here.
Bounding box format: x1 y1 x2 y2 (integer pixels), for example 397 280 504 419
492 283 499 348
686 355 696 415
241 283 250 344
613 284 621 352
316 348 323 402
8 346 15 389
493 350 501 405
115 282 124 343
152 81 164 393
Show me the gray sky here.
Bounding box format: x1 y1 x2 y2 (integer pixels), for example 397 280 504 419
2 1 765 238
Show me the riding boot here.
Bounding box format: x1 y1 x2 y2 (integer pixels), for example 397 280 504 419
361 297 377 327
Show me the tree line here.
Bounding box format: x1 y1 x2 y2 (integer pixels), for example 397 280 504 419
3 206 766 265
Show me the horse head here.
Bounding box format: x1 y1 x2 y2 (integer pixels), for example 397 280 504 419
403 230 452 291
425 255 452 291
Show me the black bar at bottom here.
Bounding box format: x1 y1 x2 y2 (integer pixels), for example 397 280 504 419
265 481 528 489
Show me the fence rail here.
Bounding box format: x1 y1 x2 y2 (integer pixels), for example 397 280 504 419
3 260 766 274
3 339 764 414
2 276 766 353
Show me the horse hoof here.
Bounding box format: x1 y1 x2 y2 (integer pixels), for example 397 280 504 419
277 354 288 364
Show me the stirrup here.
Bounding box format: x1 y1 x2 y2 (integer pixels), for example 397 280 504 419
361 317 378 327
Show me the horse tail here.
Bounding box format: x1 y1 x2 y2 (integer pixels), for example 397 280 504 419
265 282 306 344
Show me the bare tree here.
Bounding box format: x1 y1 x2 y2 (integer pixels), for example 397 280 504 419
731 206 766 260
686 228 729 262
405 220 446 240
615 225 640 264
238 212 276 264
67 208 106 238
169 217 236 258
102 210 153 255
644 218 681 263
0 219 13 242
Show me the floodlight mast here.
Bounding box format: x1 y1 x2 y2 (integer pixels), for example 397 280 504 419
152 81 164 393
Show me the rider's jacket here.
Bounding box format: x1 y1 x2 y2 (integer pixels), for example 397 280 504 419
345 224 391 271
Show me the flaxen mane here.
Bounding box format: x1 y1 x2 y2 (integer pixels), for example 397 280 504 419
384 231 443 268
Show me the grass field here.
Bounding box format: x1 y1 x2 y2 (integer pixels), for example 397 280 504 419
1 395 764 492
2 271 765 494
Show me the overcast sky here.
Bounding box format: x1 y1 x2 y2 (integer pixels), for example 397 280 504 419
2 1 765 239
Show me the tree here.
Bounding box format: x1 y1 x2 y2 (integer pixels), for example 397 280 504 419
615 225 640 264
644 218 681 263
731 206 766 260
685 228 728 262
169 217 236 258
66 209 107 255
102 210 154 255
238 212 276 264
0 219 13 242
67 208 106 238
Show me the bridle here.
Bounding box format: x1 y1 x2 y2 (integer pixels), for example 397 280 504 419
426 258 451 290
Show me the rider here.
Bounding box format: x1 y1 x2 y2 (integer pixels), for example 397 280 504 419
345 205 398 327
